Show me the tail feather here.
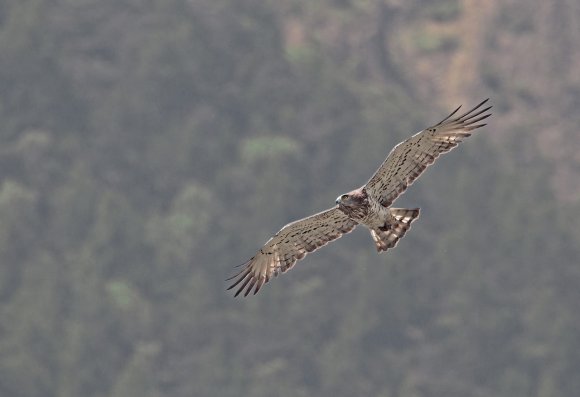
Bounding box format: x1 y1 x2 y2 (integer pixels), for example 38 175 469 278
370 208 420 252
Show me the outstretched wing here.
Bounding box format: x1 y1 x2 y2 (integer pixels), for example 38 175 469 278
365 99 492 207
227 208 358 297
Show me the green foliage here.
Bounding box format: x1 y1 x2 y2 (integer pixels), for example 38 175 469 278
497 3 535 34
421 0 462 22
0 1 578 397
240 136 301 163
414 31 459 53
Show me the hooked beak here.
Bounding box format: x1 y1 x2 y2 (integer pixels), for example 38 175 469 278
335 196 341 205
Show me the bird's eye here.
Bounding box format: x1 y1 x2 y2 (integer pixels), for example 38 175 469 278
341 194 349 200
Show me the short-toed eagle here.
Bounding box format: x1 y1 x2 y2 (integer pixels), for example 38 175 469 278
228 99 492 296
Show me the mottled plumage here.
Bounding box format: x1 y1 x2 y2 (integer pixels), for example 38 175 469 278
228 99 491 296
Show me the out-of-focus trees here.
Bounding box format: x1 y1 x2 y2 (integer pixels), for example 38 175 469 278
0 1 578 397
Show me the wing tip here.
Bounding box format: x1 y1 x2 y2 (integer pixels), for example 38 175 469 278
436 98 492 127
436 99 492 132
437 104 462 125
227 257 271 297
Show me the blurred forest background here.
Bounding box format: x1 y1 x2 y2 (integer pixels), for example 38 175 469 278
1 0 580 396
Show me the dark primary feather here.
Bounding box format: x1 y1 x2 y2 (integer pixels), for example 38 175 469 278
364 99 492 207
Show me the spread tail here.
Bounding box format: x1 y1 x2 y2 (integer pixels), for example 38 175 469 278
370 208 420 252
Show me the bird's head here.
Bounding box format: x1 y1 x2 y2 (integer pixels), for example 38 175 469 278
336 193 352 206
336 189 366 207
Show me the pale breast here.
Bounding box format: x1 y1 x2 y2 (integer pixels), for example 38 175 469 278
339 196 390 228
360 197 391 228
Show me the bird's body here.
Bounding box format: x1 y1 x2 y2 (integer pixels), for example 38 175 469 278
337 187 390 228
228 99 492 296
336 187 419 252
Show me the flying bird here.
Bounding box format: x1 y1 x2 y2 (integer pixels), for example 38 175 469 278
228 99 492 297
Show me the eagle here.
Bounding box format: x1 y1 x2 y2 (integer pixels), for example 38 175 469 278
228 99 492 297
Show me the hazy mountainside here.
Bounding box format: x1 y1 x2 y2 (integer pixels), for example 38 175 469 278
405 0 580 201
0 1 579 397
282 0 580 200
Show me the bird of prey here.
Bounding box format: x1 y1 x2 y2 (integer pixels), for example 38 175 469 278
228 99 492 297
